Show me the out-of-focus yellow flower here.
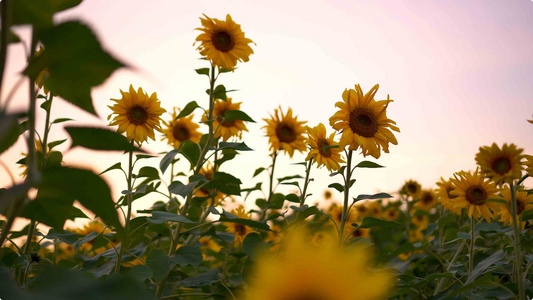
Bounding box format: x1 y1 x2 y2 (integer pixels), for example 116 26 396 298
449 169 498 222
495 187 533 229
263 106 307 158
195 14 254 70
383 208 400 221
329 84 399 159
305 123 344 171
75 220 113 254
193 164 225 205
108 85 166 145
414 189 437 212
367 200 382 219
475 143 524 185
436 177 461 214
161 108 202 149
241 228 393 300
353 201 370 222
202 98 248 141
401 179 422 198
523 155 533 178
225 206 255 246
323 189 333 200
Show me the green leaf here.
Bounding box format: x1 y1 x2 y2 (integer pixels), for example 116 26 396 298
253 167 265 177
146 250 175 282
179 140 201 170
285 193 300 203
355 161 384 168
220 211 270 231
203 172 241 195
357 217 403 229
21 167 123 234
159 149 179 174
353 192 392 201
219 68 232 73
180 269 219 287
65 126 144 152
0 113 22 155
146 211 194 224
215 148 238 166
328 183 344 193
223 110 256 123
195 68 210 76
68 206 89 220
49 0 83 13
176 101 200 119
270 193 285 209
211 85 227 101
217 141 253 151
52 118 73 124
0 30 21 44
243 232 266 259
173 246 202 267
277 175 303 183
128 265 153 282
25 21 124 115
296 206 321 222
137 166 159 180
100 162 122 175
10 0 54 28
168 181 198 198
520 208 533 221
47 139 67 150
465 250 505 285
45 229 79 244
72 231 99 251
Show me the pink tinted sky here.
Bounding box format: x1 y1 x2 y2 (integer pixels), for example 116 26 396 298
2 0 533 213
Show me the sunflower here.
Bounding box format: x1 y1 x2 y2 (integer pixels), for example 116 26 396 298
367 200 383 218
436 177 461 214
225 206 256 246
525 155 533 178
383 208 400 221
449 169 499 222
263 106 307 157
193 164 225 205
329 84 399 159
401 179 422 198
202 98 248 141
323 189 333 200
414 189 437 211
108 85 166 145
327 202 345 224
495 187 533 228
475 143 524 185
353 201 370 222
161 107 202 149
305 123 345 171
241 228 393 300
75 220 113 254
195 14 254 70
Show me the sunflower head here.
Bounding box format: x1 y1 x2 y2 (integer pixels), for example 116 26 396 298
401 179 422 198
475 143 524 185
414 189 437 211
524 155 533 178
108 85 166 145
161 107 203 149
305 123 345 171
263 106 307 158
495 187 533 228
436 177 461 215
202 98 248 141
195 14 255 70
383 208 400 221
329 84 399 159
225 206 255 246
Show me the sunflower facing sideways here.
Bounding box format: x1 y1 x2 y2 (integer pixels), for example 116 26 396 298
475 143 524 185
108 85 166 145
436 177 461 214
305 123 345 172
202 98 249 141
329 84 399 159
449 168 499 222
195 14 255 70
263 106 307 158
495 186 533 229
161 107 202 149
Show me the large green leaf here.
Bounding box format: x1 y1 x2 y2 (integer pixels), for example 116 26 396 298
24 21 124 115
0 113 22 155
146 211 194 224
356 217 403 229
146 249 176 282
65 126 144 152
173 246 202 267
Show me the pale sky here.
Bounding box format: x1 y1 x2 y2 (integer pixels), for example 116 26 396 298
2 0 533 216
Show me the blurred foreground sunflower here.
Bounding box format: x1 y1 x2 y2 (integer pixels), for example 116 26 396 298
475 143 523 185
263 106 307 157
108 85 166 145
329 84 399 159
161 108 202 149
305 123 344 171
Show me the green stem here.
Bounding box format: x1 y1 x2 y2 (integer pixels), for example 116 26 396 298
468 215 474 276
41 94 53 166
434 241 466 295
338 150 353 245
259 150 278 221
405 195 412 242
509 182 525 300
0 0 11 107
295 158 313 221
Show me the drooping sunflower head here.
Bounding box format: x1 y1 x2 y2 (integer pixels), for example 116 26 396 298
436 177 461 215
195 14 254 70
329 84 399 159
202 97 248 141
449 168 499 222
161 107 203 149
305 123 345 172
225 206 255 246
414 189 437 212
108 85 166 145
475 143 524 185
401 179 422 198
495 187 533 228
263 106 307 158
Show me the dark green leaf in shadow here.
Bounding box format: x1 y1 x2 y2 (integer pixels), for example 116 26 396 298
146 211 194 224
173 246 202 267
180 269 219 288
353 192 392 201
357 217 404 229
223 110 256 123
65 126 144 152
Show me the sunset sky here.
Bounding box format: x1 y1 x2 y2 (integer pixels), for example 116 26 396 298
2 0 533 215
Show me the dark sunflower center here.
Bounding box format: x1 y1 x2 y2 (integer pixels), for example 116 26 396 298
234 224 247 236
324 191 332 200
491 157 511 175
349 107 378 138
421 192 434 204
283 292 328 300
352 229 363 237
173 125 190 142
465 185 487 205
317 139 332 157
516 199 525 215
128 106 149 125
212 31 234 52
407 183 418 194
357 206 366 213
276 123 296 143
446 186 457 199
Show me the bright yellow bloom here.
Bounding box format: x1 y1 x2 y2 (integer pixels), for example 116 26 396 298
203 98 248 141
195 14 254 70
263 106 307 158
449 169 499 222
108 85 166 145
495 187 533 228
401 179 422 198
436 177 461 214
161 108 202 149
305 123 345 171
414 189 437 211
329 84 399 159
225 206 255 246
475 143 524 185
241 228 393 300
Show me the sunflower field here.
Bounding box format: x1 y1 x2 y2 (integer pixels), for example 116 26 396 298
1 1 533 300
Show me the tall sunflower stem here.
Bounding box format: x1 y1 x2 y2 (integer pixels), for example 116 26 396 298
468 215 475 276
509 182 525 300
338 150 353 245
41 94 54 164
259 150 278 221
405 195 412 242
115 141 135 273
295 158 313 221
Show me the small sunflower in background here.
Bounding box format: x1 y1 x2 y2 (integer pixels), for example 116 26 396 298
367 200 383 218
323 189 333 200
401 179 422 198
108 85 166 145
495 186 533 229
414 189 437 212
161 108 202 149
524 155 533 178
475 143 524 185
329 84 399 159
305 123 345 171
383 208 400 221
263 106 307 157
225 206 255 246
436 177 461 214
449 168 498 222
202 98 248 141
195 14 255 70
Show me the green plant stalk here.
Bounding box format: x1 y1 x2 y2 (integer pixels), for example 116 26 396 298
259 150 278 221
509 182 525 300
469 215 474 276
295 158 313 221
114 141 135 273
405 195 412 242
0 0 12 106
433 241 466 295
338 150 353 245
41 94 54 164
